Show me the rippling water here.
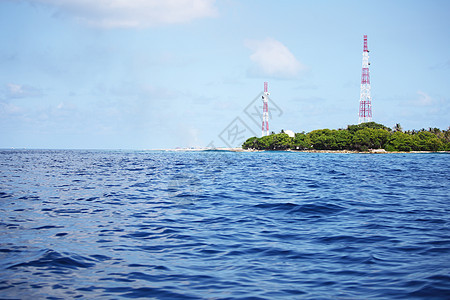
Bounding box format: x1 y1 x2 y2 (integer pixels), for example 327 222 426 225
0 150 449 299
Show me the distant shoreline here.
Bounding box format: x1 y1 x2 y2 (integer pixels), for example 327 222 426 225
158 147 246 152
289 149 449 154
2 148 448 154
158 148 449 154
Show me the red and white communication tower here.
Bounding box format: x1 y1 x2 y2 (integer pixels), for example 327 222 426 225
358 35 372 124
262 82 270 137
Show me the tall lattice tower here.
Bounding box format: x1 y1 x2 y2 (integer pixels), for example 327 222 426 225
262 82 269 137
359 35 372 124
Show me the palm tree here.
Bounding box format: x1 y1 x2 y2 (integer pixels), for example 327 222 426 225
394 123 403 132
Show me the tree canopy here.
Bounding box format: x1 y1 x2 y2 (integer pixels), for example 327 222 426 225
242 122 450 152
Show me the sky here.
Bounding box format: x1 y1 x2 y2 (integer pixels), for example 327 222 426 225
0 0 449 149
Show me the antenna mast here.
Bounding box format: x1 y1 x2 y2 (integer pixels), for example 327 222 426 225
358 35 372 124
262 82 269 136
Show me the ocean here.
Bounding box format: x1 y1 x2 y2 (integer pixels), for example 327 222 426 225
0 149 449 299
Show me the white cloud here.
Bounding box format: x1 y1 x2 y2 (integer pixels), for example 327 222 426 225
3 83 43 99
0 102 24 114
30 0 218 28
416 90 433 106
7 83 23 96
245 37 305 79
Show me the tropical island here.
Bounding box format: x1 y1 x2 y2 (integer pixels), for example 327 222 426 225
242 122 450 152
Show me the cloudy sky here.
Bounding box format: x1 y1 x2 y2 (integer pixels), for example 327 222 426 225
1 0 449 149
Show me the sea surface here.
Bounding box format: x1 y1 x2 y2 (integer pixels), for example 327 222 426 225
0 150 449 299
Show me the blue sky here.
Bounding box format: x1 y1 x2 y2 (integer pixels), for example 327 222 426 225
0 0 449 149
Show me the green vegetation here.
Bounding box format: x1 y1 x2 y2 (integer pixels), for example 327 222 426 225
242 122 450 152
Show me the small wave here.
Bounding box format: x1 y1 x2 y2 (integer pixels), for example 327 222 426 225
7 249 95 270
0 191 12 198
197 216 231 225
254 202 298 210
408 284 450 299
53 208 87 214
127 264 170 270
125 167 145 172
32 225 64 230
254 202 345 216
104 286 201 299
120 228 179 240
317 235 392 245
0 248 21 253
426 274 450 283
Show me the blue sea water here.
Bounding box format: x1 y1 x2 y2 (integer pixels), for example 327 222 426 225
0 150 449 299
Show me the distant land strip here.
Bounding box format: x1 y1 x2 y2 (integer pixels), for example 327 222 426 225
242 122 450 152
